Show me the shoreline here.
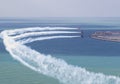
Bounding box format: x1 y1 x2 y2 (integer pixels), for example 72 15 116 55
91 31 120 42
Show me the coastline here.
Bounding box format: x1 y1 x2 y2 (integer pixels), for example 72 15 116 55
91 31 120 42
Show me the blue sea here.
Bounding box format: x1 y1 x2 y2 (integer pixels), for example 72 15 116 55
0 17 120 84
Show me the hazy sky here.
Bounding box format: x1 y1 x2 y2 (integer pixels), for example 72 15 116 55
0 0 120 17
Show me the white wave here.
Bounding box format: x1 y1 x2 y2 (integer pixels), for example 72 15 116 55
1 27 120 84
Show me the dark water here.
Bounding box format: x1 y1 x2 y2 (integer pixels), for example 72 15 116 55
1 18 120 56
26 30 120 57
0 18 120 84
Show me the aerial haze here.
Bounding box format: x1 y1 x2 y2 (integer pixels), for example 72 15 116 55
0 0 120 17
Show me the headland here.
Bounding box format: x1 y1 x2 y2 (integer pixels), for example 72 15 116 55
91 31 120 42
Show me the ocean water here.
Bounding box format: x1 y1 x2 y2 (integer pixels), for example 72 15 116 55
0 17 120 84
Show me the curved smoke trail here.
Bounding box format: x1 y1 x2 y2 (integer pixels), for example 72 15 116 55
0 27 120 84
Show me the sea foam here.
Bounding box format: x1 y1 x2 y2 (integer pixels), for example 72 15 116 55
0 27 120 84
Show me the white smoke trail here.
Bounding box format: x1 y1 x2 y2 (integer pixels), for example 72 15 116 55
18 36 80 44
12 31 80 40
7 27 79 36
1 27 120 84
